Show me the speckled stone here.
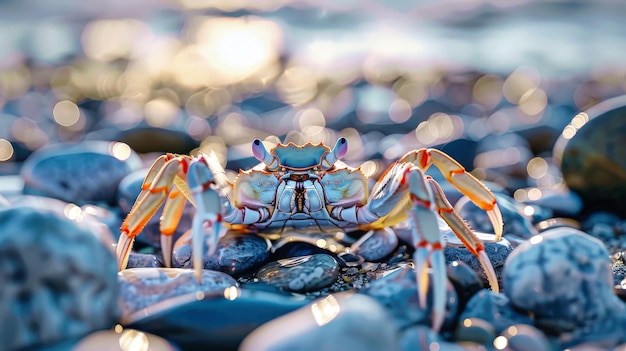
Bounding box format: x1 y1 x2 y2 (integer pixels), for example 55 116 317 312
172 230 270 276
118 267 238 319
554 95 626 216
240 292 398 351
502 227 626 348
0 206 119 350
20 141 142 204
360 265 458 331
459 289 533 333
126 253 164 268
351 228 398 261
256 254 340 293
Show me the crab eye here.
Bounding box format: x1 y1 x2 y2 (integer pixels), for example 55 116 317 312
321 137 348 170
252 139 279 170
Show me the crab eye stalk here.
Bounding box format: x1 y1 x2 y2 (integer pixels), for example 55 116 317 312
252 139 279 171
321 137 348 170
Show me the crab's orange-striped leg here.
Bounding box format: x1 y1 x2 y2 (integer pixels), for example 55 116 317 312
412 149 503 242
116 155 188 271
405 167 447 332
427 177 499 294
159 186 187 268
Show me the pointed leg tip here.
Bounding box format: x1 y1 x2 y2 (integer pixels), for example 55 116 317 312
478 250 499 292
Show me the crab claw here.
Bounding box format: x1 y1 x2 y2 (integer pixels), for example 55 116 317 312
187 158 225 283
406 167 447 332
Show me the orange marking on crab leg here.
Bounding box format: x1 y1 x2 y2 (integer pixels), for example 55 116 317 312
159 187 187 268
116 157 186 271
428 149 503 241
427 179 499 293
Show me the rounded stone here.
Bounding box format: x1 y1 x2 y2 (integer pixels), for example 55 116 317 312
498 324 552 351
459 289 533 333
502 226 626 346
118 267 238 320
351 227 398 262
20 141 142 204
40 329 179 351
446 260 484 311
451 317 496 346
554 95 626 216
256 254 339 293
0 206 120 350
172 230 270 277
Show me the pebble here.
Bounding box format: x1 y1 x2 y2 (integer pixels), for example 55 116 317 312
496 324 552 351
128 282 311 351
502 226 626 348
455 193 538 239
554 95 626 216
256 254 340 293
239 291 398 351
446 260 485 312
172 230 270 276
451 317 496 346
459 289 533 333
0 206 119 350
20 141 142 204
115 126 200 155
126 253 164 268
399 325 466 351
37 329 179 351
360 265 459 331
350 227 398 261
118 267 238 320
271 241 340 260
118 169 194 249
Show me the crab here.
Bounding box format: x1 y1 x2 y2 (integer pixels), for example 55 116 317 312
116 137 503 331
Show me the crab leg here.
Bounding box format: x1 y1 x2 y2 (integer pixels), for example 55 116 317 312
427 177 499 293
417 149 503 242
405 167 447 332
159 186 187 268
117 155 185 270
186 157 225 282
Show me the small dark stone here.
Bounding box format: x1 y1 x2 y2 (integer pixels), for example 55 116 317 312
351 228 398 262
271 241 337 260
444 236 513 288
446 260 484 312
451 317 496 346
256 254 340 293
172 230 270 277
459 289 533 333
126 253 164 268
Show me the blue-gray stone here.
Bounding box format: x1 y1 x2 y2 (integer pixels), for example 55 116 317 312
451 317 496 346
20 141 142 204
352 227 398 261
360 265 458 331
502 227 626 348
118 267 238 319
498 324 552 351
172 230 270 276
399 325 467 351
459 289 533 333
126 253 164 268
0 206 119 350
240 292 398 351
36 329 180 351
256 254 339 293
446 260 484 311
127 283 311 351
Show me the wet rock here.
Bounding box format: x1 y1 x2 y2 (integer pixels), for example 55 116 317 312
554 95 626 216
240 292 398 351
116 126 200 155
0 206 119 350
256 254 340 293
451 317 496 346
446 260 485 312
118 267 238 319
459 289 533 333
502 227 626 348
128 283 311 351
522 187 583 217
20 141 142 204
497 324 552 351
360 265 458 331
271 241 339 260
455 193 538 239
351 227 398 261
126 253 164 268
118 169 194 249
172 230 270 276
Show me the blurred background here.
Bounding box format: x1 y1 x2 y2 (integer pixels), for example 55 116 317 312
1 0 626 202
